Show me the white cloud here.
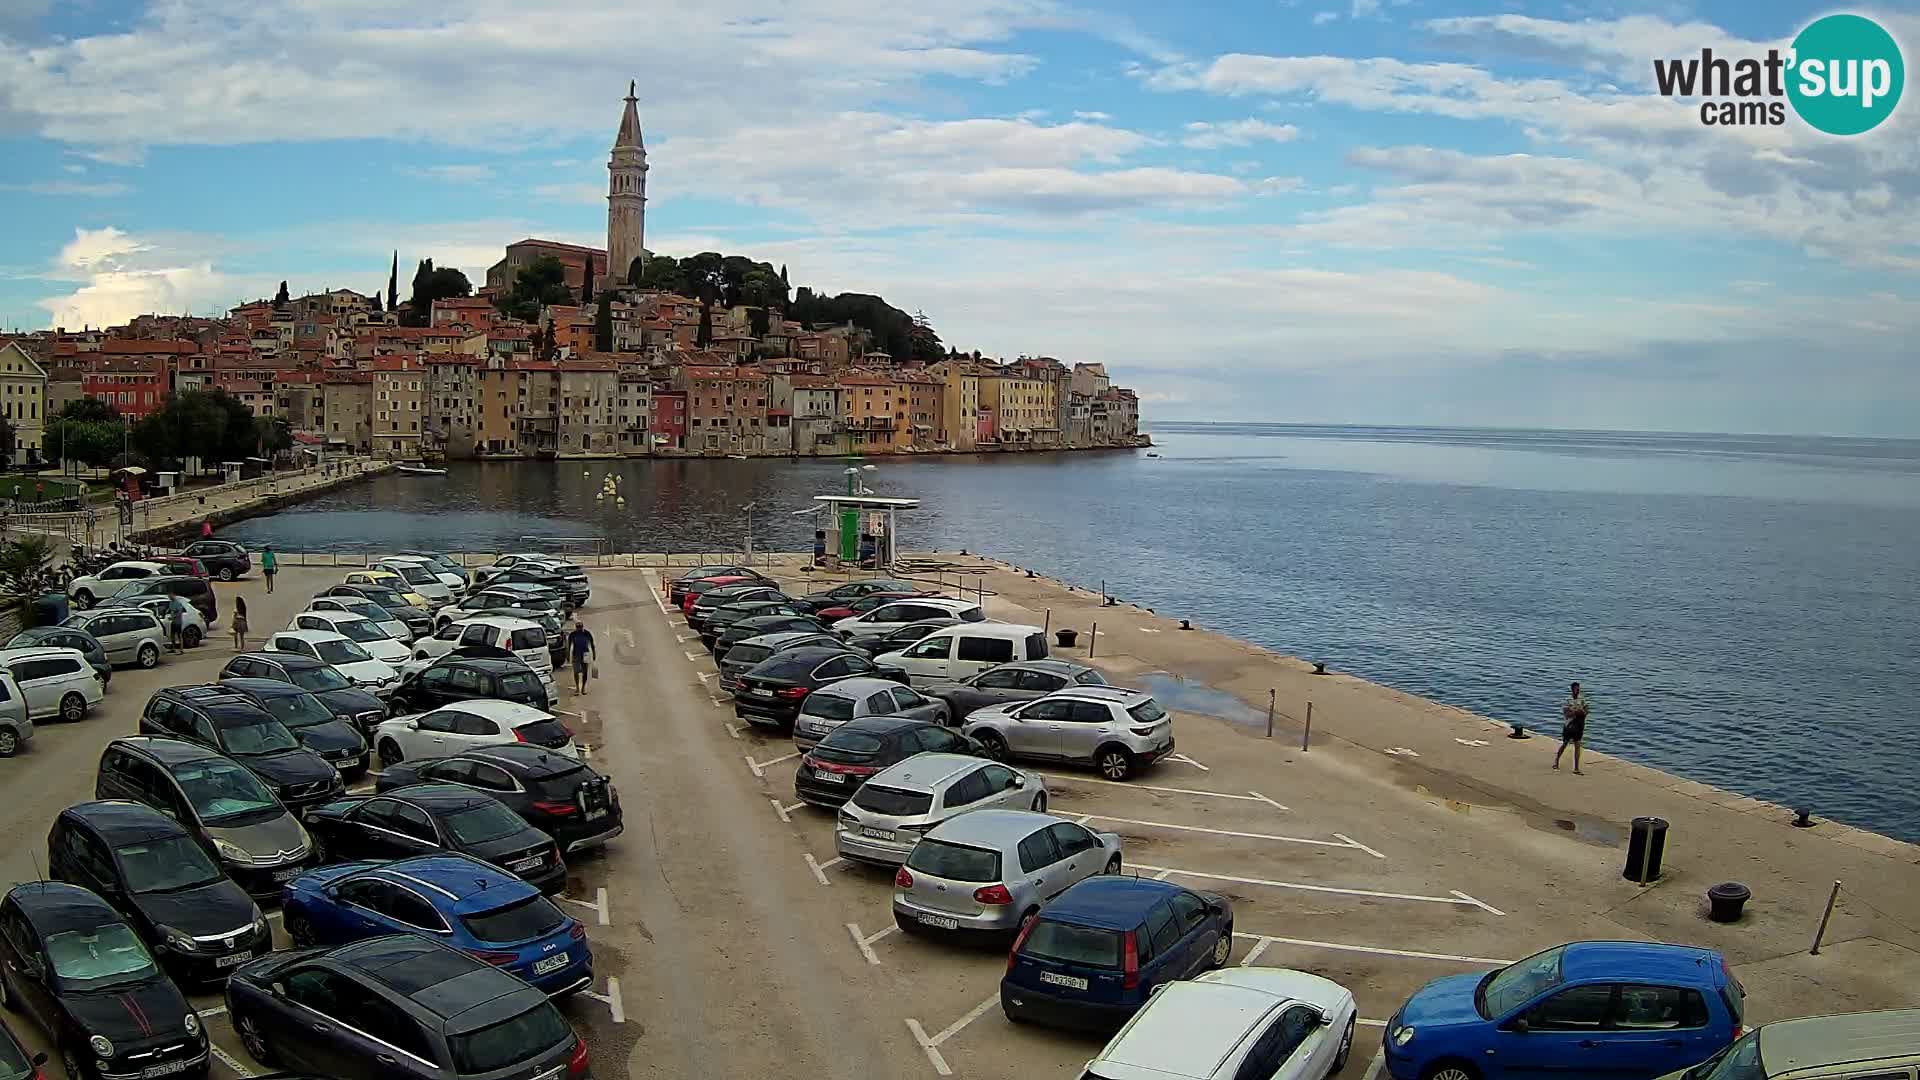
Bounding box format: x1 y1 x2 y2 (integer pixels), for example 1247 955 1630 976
399 164 496 184
1180 118 1300 148
1072 110 1112 121
1311 11 1339 25
1351 0 1379 17
0 180 132 196
33 227 251 330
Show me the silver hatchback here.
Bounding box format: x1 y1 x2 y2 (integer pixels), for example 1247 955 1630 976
893 810 1122 936
835 753 1046 865
960 685 1176 781
793 676 948 750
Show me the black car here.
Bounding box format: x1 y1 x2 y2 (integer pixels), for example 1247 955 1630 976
47 802 270 985
218 652 388 736
388 657 551 714
0 1017 46 1080
316 584 433 637
224 935 588 1080
375 745 622 855
688 585 786 631
843 616 962 655
304 785 566 893
794 717 983 808
733 646 907 730
5 626 111 686
923 660 1110 721
481 567 581 604
106 575 217 627
700 601 810 650
182 540 250 581
140 687 343 816
712 614 831 659
668 565 777 605
715 630 846 693
217 679 370 778
792 578 921 614
0 882 210 1080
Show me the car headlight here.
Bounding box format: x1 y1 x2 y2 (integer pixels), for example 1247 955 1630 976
252 910 270 936
213 838 257 865
293 821 313 857
1393 1025 1416 1047
184 1012 200 1037
90 1035 114 1058
160 926 198 953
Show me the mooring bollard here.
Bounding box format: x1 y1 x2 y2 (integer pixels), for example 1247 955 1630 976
1810 880 1841 953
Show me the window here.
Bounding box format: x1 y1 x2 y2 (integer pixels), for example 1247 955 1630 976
467 763 516 791
1046 822 1099 857
1528 985 1615 1030
449 667 487 693
943 770 992 808
1016 828 1061 872
1169 890 1209 930
863 692 894 714
417 710 458 733
282 966 357 1021
1142 900 1181 960
423 759 478 785
973 668 1021 690
910 727 962 754
904 637 951 660
1614 985 1703 1030
1019 699 1074 722
890 687 926 711
380 886 447 933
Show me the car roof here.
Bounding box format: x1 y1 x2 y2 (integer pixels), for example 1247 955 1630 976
763 646 852 663
1049 685 1151 705
358 855 538 916
738 631 828 648
1760 1010 1920 1072
71 606 156 621
109 735 227 766
875 597 978 612
430 699 554 723
1098 978 1291 1076
815 676 908 698
1042 876 1184 929
434 656 526 673
4 880 123 929
294 610 364 623
61 799 188 842
0 645 87 660
459 745 584 778
219 677 311 699
170 685 276 717
105 560 170 572
927 808 1053 846
459 615 541 632
1560 941 1722 984
870 753 985 791
832 715 930 736
330 935 535 1023
1011 659 1094 676
236 649 328 669
380 555 433 564
382 783 507 810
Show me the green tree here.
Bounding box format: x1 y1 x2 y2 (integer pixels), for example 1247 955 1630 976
57 398 121 424
594 292 613 352
257 415 293 455
627 256 644 288
908 310 943 361
388 250 399 311
636 254 681 293
495 256 573 323
273 281 289 307
403 259 472 326
581 263 595 306
0 416 14 469
45 419 123 470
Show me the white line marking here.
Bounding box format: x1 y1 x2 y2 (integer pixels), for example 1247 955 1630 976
771 798 793 823
1167 752 1210 771
209 1044 254 1078
863 924 900 948
1359 1018 1387 1028
676 633 692 643
928 992 1001 1048
576 743 592 759
1238 937 1273 967
1134 864 1506 913
1138 627 1161 633
617 627 637 649
1247 790 1289 811
559 889 610 925
905 1019 951 1077
1040 773 1287 808
196 1004 228 1018
1151 868 1174 880
710 696 728 708
847 922 885 965
1385 746 1420 757
649 575 670 615
1334 833 1387 860
745 750 800 777
1234 932 1511 966
261 911 281 921
551 708 582 719
804 853 834 886
725 723 744 740
1362 1048 1386 1080
1084 813 1365 850
1454 738 1489 747
696 671 714 683
685 651 705 662
576 978 626 1023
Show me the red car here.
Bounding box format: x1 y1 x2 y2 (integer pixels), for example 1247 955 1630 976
811 590 934 622
153 554 207 578
679 575 752 614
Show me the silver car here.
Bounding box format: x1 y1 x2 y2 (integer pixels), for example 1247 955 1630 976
63 606 171 666
961 685 1176 781
893 809 1122 935
100 595 208 649
793 676 948 750
835 753 1046 865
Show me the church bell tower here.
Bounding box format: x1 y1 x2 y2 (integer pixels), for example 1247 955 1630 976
607 81 648 287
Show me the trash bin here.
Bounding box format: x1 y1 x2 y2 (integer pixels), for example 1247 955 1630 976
31 592 69 628
1623 816 1669 882
1055 628 1079 648
1707 882 1751 923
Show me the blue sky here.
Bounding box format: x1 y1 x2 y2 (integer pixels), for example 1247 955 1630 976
1 0 1916 435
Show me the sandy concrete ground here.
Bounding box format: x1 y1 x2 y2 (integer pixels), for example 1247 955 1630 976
3 557 1915 1080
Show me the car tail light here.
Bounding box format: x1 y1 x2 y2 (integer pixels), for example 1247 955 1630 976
778 686 810 699
569 921 587 941
973 884 1013 905
1130 726 1158 736
1007 918 1036 972
894 867 913 888
1122 930 1140 989
532 800 579 817
567 1037 589 1077
472 949 518 965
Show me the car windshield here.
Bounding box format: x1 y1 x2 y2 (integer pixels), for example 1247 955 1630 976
313 639 373 665
801 695 856 722
851 784 932 816
509 628 545 651
1479 946 1565 1018
115 835 225 893
174 760 280 822
331 619 389 643
394 565 436 585
445 802 529 845
45 924 158 988
360 588 407 608
500 673 543 700
1076 669 1109 686
461 895 568 943
257 692 335 730
1021 920 1122 969
220 717 302 755
448 1002 573 1074
727 644 772 666
905 839 1001 882
288 665 352 692
1128 699 1167 724
342 602 388 623
1688 1032 1763 1080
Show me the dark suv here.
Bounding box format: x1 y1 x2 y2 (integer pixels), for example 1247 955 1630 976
218 652 388 736
217 678 370 778
375 744 623 855
732 646 905 730
225 935 589 1080
107 574 217 626
139 686 343 816
182 540 251 581
388 656 552 714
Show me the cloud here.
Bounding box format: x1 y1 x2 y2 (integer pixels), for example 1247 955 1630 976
1351 0 1378 16
399 164 496 184
1072 110 1111 121
1180 118 1300 148
0 180 132 196
1311 11 1339 25
32 227 250 330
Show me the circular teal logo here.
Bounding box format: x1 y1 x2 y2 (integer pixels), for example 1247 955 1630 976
1787 14 1904 135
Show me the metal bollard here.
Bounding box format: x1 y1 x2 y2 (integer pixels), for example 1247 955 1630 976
1810 881 1841 954
1302 699 1312 750
1088 621 1098 659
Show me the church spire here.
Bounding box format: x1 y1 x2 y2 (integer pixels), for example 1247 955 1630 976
615 81 643 148
607 80 649 287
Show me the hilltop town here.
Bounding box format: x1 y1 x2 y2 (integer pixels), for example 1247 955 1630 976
0 84 1143 463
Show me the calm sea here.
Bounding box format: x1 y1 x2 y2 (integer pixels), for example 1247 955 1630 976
225 424 1920 841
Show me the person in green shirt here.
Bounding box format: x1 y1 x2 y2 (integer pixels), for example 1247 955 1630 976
261 545 278 593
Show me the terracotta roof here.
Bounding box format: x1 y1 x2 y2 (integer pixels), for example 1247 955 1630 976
369 356 419 372
101 339 196 355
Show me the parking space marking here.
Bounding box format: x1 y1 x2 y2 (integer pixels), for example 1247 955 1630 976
1133 864 1506 915
710 696 729 708
725 723 745 740
1078 813 1376 853
558 887 610 926
1233 932 1511 966
197 1004 228 1018
1039 773 1289 810
676 633 693 643
770 798 807 823
905 992 999 1077
846 921 899 966
1167 752 1210 771
804 853 845 886
1362 1049 1386 1080
649 575 670 615
209 1044 255 1078
746 750 801 777
551 708 582 719
685 651 706 663
696 671 715 683
575 977 626 1023
1334 833 1387 860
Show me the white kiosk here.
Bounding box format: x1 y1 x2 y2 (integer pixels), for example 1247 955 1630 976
802 494 919 569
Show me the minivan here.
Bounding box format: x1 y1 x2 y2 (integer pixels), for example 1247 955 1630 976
408 616 555 685
0 647 103 723
0 672 31 757
1657 1010 1920 1080
877 623 1049 685
61 607 169 667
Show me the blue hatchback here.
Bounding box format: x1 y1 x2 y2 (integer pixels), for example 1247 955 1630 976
1384 941 1745 1080
280 854 593 996
1000 876 1234 1031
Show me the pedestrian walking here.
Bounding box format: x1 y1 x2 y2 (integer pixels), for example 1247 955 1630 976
231 596 249 651
261 545 277 593
567 619 596 695
1552 680 1589 774
200 518 213 540
167 594 190 653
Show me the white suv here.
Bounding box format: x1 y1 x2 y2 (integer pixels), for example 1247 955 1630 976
832 597 987 637
261 630 401 697
67 560 169 609
403 616 554 685
373 557 454 607
373 699 577 766
960 685 1174 781
0 647 104 722
285 610 411 664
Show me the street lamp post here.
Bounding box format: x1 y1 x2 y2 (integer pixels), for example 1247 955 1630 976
743 501 756 560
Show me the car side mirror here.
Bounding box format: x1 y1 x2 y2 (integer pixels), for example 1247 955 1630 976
1011 775 1026 789
29 1054 47 1069
270 982 286 999
1318 1009 1335 1026
406 720 419 730
1512 1018 1530 1034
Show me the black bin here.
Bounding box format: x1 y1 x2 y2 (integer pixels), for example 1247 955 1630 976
30 592 69 628
1055 628 1078 648
1623 816 1668 882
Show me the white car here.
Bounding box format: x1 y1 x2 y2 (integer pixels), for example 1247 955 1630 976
306 595 413 643
372 699 577 767
66 560 170 608
284 610 411 664
400 615 555 684
1084 968 1359 1080
0 646 104 722
387 552 466 590
261 630 401 697
374 557 455 607
832 597 989 637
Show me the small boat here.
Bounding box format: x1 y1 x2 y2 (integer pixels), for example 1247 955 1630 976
727 454 749 460
1145 452 1160 458
395 463 447 476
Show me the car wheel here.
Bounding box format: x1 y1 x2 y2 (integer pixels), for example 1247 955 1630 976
236 1012 276 1066
1212 929 1233 968
1103 854 1122 875
73 590 93 609
1333 1016 1357 1072
1422 1062 1479 1080
62 1045 89 1080
1029 790 1047 813
1096 745 1135 781
0 729 16 758
183 626 203 648
217 567 236 582
284 911 316 948
60 693 86 722
137 643 160 668
975 731 1009 761
378 739 403 767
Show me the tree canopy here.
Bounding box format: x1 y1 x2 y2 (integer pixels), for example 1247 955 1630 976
57 398 122 424
790 289 921 359
403 258 472 326
130 390 263 471
495 256 574 323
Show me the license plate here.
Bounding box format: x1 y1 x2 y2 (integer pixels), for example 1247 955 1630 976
1039 971 1089 990
532 953 570 975
813 770 845 784
140 1061 192 1078
510 856 543 872
583 808 608 821
271 866 303 882
861 827 894 841
749 687 773 697
215 950 254 969
916 914 960 930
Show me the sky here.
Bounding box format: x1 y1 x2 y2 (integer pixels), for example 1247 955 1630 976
0 0 1916 436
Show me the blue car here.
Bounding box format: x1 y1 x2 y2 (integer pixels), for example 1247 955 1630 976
1384 941 1745 1080
280 853 593 996
1000 876 1233 1031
